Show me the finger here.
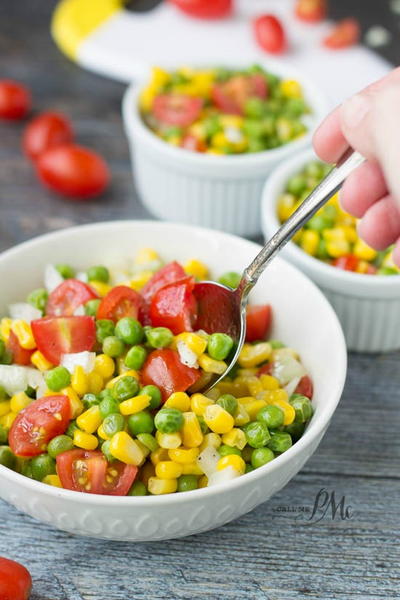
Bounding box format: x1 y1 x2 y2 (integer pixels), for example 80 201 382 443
312 108 348 164
339 160 387 218
358 195 400 250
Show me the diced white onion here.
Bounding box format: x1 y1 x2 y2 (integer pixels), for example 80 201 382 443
284 376 301 398
44 264 64 293
177 340 198 369
224 126 243 144
76 271 88 283
271 349 306 386
73 305 85 316
61 351 96 374
8 303 41 322
0 365 44 396
207 466 240 487
196 446 220 478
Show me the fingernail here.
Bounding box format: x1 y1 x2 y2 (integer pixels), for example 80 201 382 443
341 94 370 129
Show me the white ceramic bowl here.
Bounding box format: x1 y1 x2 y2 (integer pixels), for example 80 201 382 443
122 61 328 237
262 150 400 353
0 221 346 541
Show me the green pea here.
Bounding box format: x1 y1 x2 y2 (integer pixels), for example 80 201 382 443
276 117 294 143
207 333 234 361
141 385 162 410
177 474 198 492
103 336 125 358
45 366 71 392
65 421 79 438
47 435 74 458
285 97 307 117
31 454 56 481
197 415 209 435
0 446 16 469
136 433 159 452
96 319 115 344
244 422 271 449
163 126 183 140
101 440 114 462
243 119 264 138
128 480 147 495
218 444 241 457
286 174 307 196
245 464 255 473
266 72 280 89
289 394 313 423
257 405 284 429
0 350 12 365
124 345 147 370
217 271 241 289
268 432 292 453
145 327 174 349
56 264 75 279
0 424 8 444
316 239 329 260
154 408 183 434
27 288 48 312
103 413 125 437
244 97 265 119
251 447 275 468
284 421 305 441
307 215 332 233
98 388 113 402
304 160 324 179
216 394 238 416
127 411 154 436
84 299 101 317
99 395 120 419
18 459 33 478
203 116 221 138
247 138 266 153
112 375 139 402
269 340 285 350
82 393 100 409
323 204 338 220
87 265 109 283
115 317 144 345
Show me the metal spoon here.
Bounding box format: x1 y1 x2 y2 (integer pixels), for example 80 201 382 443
193 150 365 393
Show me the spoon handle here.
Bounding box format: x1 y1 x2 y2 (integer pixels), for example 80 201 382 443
241 150 365 290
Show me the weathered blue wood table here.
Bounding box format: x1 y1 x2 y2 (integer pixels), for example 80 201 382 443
0 2 399 598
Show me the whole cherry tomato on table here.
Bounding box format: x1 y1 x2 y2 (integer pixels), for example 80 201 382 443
253 15 287 55
323 18 360 49
23 111 73 161
0 80 31 120
0 557 32 600
295 0 326 23
168 0 232 19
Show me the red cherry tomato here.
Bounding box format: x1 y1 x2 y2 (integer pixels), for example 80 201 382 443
35 144 109 199
0 80 31 120
168 0 232 19
295 374 313 399
245 305 272 342
181 134 206 152
96 286 143 323
332 254 359 272
323 18 360 49
141 348 200 400
294 0 326 23
366 264 377 275
0 557 32 600
23 111 73 161
56 449 137 495
211 74 267 115
31 316 96 365
257 363 273 376
46 279 98 317
150 276 197 334
253 15 287 54
141 261 186 303
9 395 71 457
6 331 34 366
153 95 203 127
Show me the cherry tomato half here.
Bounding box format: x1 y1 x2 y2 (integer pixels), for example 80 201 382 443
295 0 326 23
245 304 272 342
97 286 143 323
253 15 287 54
46 279 98 317
168 0 232 19
332 255 359 272
150 276 197 334
181 134 207 152
31 316 96 365
0 80 31 120
141 348 200 400
23 111 73 161
9 395 71 457
153 95 203 127
295 375 313 399
212 74 268 115
35 143 110 199
56 449 138 495
141 261 186 303
0 557 32 600
6 331 34 366
323 18 360 49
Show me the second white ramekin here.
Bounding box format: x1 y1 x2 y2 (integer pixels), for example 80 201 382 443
261 150 400 353
122 61 328 237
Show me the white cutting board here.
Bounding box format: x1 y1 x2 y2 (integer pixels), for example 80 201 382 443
52 0 391 108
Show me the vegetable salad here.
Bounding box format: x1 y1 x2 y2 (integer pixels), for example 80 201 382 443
0 249 313 495
140 65 310 155
277 160 400 275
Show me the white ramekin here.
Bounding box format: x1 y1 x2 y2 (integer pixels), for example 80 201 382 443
0 221 346 540
122 61 328 237
262 150 400 353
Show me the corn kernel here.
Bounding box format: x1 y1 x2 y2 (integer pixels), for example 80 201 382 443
300 230 320 256
239 398 267 420
148 477 177 495
150 447 170 465
0 412 16 429
10 392 31 414
0 318 12 343
190 393 213 416
204 405 234 434
119 394 151 415
222 428 247 450
106 370 139 389
246 376 263 396
198 475 208 488
73 430 98 450
156 431 182 449
198 354 227 374
94 354 115 379
182 412 204 447
260 374 280 390
280 79 302 98
164 392 190 412
182 462 204 475
135 247 160 265
326 240 350 258
97 423 110 441
155 461 183 479
199 432 221 452
353 239 377 261
87 372 103 395
61 386 84 418
238 343 271 368
11 320 36 349
219 115 244 128
168 447 200 464
31 350 53 371
139 462 155 486
109 431 146 465
234 404 250 427
139 85 158 112
89 281 111 297
128 271 154 291
341 225 358 243
237 368 258 378
183 259 209 280
42 474 62 487
216 381 248 397
0 401 11 418
258 388 289 404
217 455 246 474
76 405 102 434
174 333 207 357
71 365 89 397
277 193 296 222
